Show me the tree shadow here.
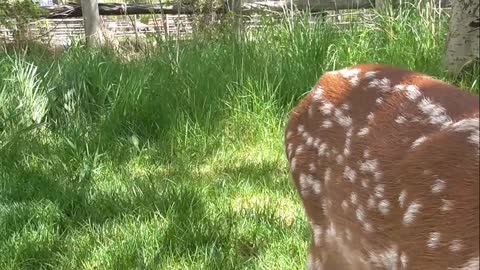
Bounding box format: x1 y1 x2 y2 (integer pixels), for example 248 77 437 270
0 144 301 269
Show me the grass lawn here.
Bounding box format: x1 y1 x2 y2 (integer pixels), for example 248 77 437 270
0 7 478 270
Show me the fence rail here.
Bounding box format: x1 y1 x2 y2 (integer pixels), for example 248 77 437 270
0 1 452 47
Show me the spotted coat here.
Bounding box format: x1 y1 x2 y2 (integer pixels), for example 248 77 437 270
285 64 479 270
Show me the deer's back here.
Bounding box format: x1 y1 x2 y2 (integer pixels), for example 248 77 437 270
285 64 479 269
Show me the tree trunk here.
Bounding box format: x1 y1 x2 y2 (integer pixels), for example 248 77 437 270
444 0 480 75
80 0 104 47
375 0 394 14
227 0 242 39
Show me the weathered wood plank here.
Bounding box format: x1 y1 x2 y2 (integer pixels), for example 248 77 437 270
42 3 196 18
41 0 377 19
242 0 373 14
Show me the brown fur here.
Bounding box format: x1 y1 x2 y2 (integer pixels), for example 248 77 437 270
285 64 479 270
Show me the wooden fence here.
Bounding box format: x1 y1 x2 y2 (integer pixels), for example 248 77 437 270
0 11 363 45
0 0 451 47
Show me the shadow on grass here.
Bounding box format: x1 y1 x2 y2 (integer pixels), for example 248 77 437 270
0 154 301 269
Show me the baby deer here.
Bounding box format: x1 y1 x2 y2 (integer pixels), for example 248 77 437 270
285 64 479 270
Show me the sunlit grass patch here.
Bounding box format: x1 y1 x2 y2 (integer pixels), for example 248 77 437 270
230 192 302 227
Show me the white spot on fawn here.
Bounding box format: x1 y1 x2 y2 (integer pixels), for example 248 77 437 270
450 240 463 252
394 84 422 100
336 155 344 165
312 224 323 246
297 125 305 133
362 178 369 188
363 222 374 232
395 115 407 124
368 196 376 209
343 166 357 183
418 98 453 127
368 245 400 269
309 163 316 173
399 190 407 208
295 145 304 155
312 86 324 101
324 168 332 184
325 222 337 242
378 199 390 215
411 135 428 149
345 228 353 241
427 232 441 249
291 157 297 171
342 200 349 211
299 174 309 196
360 159 379 174
374 184 385 198
350 77 360 87
367 112 375 123
400 252 408 268
306 136 314 146
340 68 361 83
322 120 333 128
356 205 367 223
287 143 294 159
299 173 321 196
403 200 422 226
369 77 391 92
404 85 421 100
451 118 480 146
344 128 353 156
334 108 352 128
364 71 378 80
441 199 454 211
350 192 358 205
363 149 371 158
320 102 334 115
357 127 370 137
431 179 446 194
318 143 328 157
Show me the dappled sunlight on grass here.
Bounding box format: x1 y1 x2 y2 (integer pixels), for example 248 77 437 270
231 192 302 228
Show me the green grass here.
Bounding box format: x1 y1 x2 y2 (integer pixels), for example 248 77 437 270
0 7 478 270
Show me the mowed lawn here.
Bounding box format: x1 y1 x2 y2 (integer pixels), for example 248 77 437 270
0 8 478 270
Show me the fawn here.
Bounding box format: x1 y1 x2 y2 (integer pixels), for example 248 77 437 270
284 64 479 270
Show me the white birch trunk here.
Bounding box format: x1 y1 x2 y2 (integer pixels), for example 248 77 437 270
80 0 104 48
444 0 480 75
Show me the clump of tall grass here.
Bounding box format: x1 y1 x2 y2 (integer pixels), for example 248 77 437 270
0 53 52 152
